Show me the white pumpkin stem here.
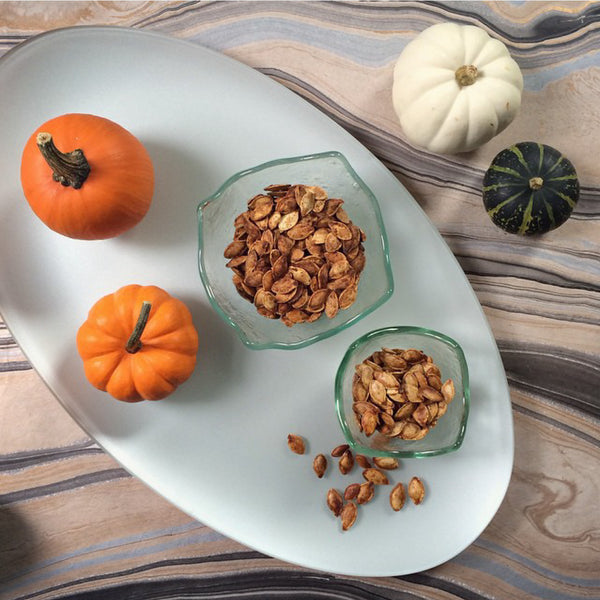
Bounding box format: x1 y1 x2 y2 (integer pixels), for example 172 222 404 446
455 65 478 87
529 177 544 190
126 301 152 354
36 132 91 189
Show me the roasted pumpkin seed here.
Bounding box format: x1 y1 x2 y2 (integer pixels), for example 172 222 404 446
338 449 355 475
408 477 425 505
356 481 375 505
389 482 406 511
327 488 343 516
225 184 366 326
362 468 389 485
373 457 399 470
350 347 456 441
344 483 361 500
340 501 357 531
287 433 305 455
313 454 327 478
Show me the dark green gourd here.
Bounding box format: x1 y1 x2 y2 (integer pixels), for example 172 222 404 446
483 142 579 235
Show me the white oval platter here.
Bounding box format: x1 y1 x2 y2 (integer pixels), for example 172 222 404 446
0 27 513 576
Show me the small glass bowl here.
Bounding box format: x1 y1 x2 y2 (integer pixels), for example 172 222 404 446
197 151 394 350
335 326 470 458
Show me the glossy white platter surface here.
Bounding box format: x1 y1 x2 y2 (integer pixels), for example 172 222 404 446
0 27 513 576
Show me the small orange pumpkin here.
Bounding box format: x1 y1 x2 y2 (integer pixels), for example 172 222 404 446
21 113 154 240
76 285 199 402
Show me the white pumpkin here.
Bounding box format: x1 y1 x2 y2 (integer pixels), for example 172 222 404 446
392 22 523 155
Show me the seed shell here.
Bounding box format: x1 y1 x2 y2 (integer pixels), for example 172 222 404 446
340 501 358 531
362 468 389 485
355 454 371 469
356 481 375 505
338 449 355 475
344 483 361 500
313 454 327 478
408 476 425 505
331 443 350 457
373 457 399 470
389 482 406 511
287 434 305 455
327 488 343 516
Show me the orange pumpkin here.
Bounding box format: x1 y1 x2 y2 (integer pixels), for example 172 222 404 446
76 285 199 402
21 113 154 240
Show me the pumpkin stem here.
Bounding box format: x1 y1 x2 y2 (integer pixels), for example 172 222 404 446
36 132 91 189
529 176 544 190
455 65 478 87
126 301 152 354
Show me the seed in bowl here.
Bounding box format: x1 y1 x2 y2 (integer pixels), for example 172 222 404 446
351 347 455 440
223 184 366 327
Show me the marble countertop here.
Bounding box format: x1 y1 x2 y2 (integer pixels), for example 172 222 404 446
1 2 598 599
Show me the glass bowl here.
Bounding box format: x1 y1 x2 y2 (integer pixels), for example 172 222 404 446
197 151 394 350
335 326 470 458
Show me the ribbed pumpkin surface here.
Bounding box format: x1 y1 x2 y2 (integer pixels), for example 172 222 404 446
482 142 579 235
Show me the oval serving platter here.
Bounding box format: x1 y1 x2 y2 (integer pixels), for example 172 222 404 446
0 27 513 576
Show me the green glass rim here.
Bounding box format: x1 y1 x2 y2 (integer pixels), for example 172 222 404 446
334 325 471 457
196 151 395 350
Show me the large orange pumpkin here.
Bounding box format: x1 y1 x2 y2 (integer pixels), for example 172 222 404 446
21 113 154 240
76 285 199 402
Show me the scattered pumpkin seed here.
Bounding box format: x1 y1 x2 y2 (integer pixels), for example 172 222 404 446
331 443 350 457
340 501 358 531
327 488 343 516
389 482 406 511
357 481 375 505
355 454 371 469
313 453 327 478
344 483 361 500
338 449 355 475
287 433 305 455
362 468 389 485
408 476 425 505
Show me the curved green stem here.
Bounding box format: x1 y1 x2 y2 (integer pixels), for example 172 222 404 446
36 132 90 189
126 301 152 354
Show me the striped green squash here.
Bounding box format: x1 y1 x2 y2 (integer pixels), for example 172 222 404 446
483 142 579 235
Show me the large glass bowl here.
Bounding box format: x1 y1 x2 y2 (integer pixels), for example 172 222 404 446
335 326 470 457
197 151 394 350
